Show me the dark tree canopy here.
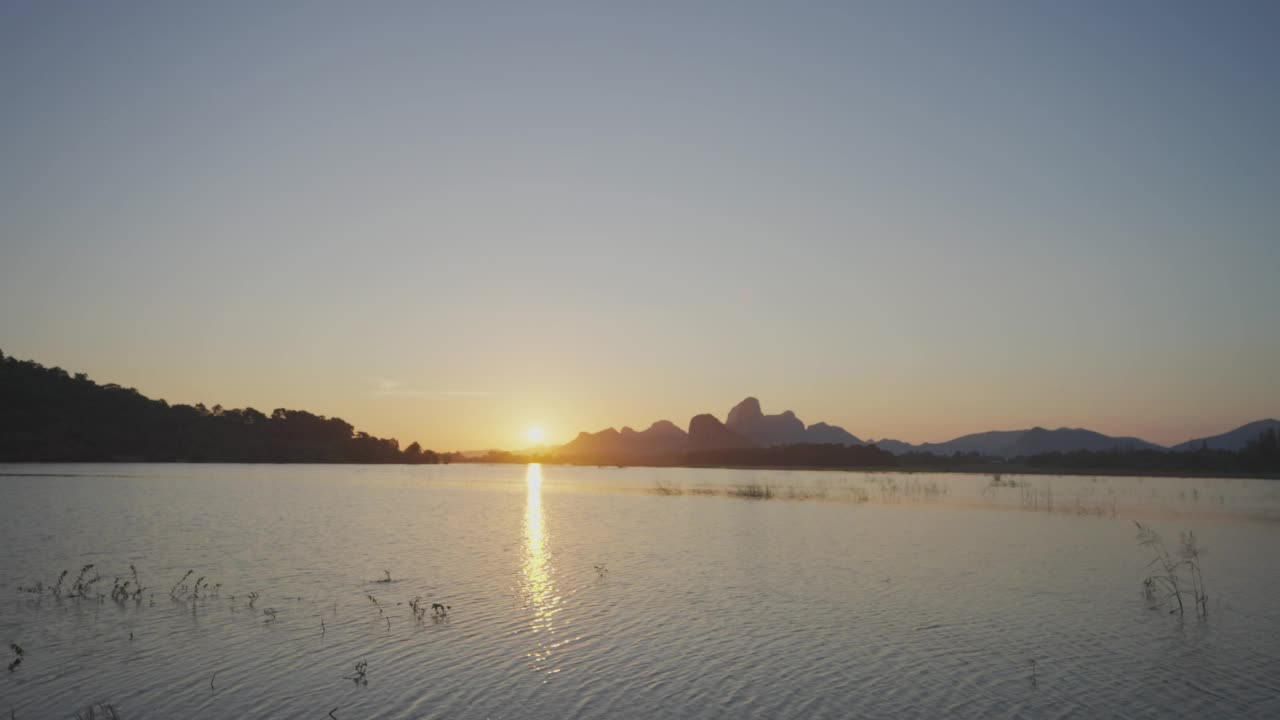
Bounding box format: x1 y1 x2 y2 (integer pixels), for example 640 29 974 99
0 351 441 464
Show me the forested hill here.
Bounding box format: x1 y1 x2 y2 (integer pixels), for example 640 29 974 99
0 350 442 463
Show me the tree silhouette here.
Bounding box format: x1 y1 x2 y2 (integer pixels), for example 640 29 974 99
0 350 441 464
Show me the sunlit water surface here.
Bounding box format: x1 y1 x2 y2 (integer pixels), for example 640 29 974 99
2 464 1278 719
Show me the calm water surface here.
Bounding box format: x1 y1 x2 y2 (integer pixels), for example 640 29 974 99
1 464 1278 719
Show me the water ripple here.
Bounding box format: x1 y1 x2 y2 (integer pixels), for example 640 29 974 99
0 463 1277 718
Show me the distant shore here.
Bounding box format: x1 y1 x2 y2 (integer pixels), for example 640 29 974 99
450 457 1280 481
2 457 1277 481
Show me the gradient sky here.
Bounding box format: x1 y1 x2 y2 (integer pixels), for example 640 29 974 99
2 1 1278 450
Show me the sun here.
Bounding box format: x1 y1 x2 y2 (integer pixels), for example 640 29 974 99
526 427 546 445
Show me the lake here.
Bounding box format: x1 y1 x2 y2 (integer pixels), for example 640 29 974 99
2 463 1278 719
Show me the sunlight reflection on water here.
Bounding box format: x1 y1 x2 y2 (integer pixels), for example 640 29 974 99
522 463 562 675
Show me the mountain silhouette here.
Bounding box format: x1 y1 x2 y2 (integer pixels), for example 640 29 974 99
804 422 862 445
1170 419 1280 452
559 420 687 457
725 397 807 445
863 438 916 455
547 395 1276 464
688 413 757 452
553 397 859 459
873 427 1163 458
725 397 862 446
622 420 688 447
559 428 624 456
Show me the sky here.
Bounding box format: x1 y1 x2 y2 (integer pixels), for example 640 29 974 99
2 1 1278 450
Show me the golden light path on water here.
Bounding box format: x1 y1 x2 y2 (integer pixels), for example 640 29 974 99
521 463 563 676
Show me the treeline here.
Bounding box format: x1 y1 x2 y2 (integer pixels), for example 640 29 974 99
466 442 897 469
469 436 1280 477
0 350 445 463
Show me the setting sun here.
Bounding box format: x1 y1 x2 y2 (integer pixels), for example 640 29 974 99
526 427 546 445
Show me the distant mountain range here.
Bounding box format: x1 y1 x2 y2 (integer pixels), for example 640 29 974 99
1169 419 1280 452
553 397 1277 460
725 397 862 446
554 397 862 460
869 427 1164 458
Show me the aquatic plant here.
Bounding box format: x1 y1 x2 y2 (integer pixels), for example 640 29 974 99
374 570 393 583
109 565 146 605
344 660 368 686
16 581 44 596
431 602 450 618
7 643 22 672
409 596 427 622
262 608 278 623
986 473 1025 489
653 481 684 495
109 578 131 605
982 473 1027 497
128 566 145 603
1135 521 1209 621
246 592 259 609
594 564 609 576
69 565 102 599
730 483 773 499
1018 484 1056 514
168 570 193 600
17 563 113 602
902 477 945 500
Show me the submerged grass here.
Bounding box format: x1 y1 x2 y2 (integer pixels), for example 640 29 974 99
1135 521 1209 621
11 556 463 716
7 643 22 673
653 479 858 502
344 660 368 687
729 483 774 500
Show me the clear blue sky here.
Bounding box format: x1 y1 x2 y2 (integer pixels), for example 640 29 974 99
2 1 1277 449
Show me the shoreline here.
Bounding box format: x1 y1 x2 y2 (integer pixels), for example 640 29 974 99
3 459 1277 481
